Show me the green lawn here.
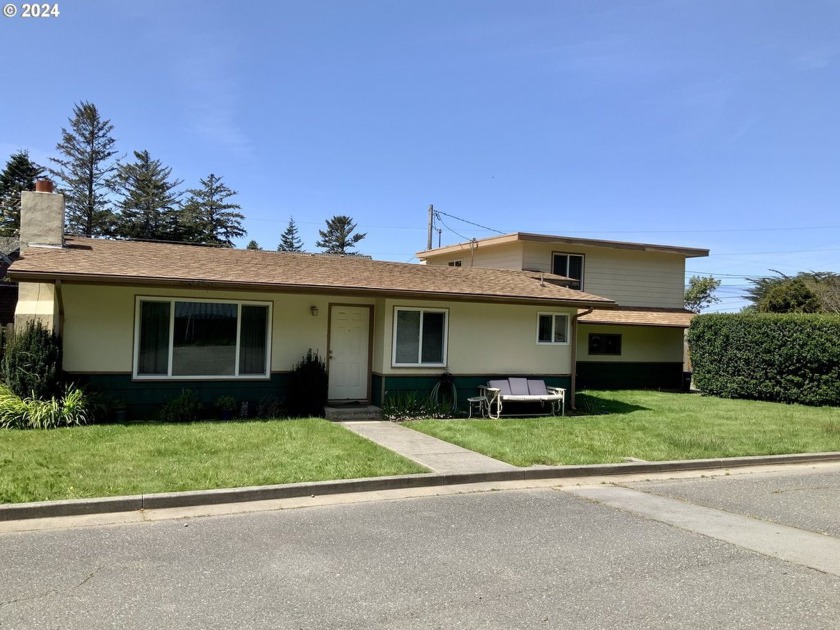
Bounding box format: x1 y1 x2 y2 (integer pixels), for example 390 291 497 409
407 390 840 467
0 419 426 504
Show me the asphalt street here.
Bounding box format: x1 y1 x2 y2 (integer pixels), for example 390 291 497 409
1 464 839 629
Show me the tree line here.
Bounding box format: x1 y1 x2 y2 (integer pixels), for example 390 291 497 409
0 101 366 253
685 271 839 315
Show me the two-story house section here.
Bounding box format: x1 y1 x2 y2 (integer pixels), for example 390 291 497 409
418 233 709 391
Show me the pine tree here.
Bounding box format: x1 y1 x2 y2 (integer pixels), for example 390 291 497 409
316 215 366 254
180 174 246 247
112 150 183 241
0 151 44 236
246 240 261 250
277 217 304 252
49 101 119 236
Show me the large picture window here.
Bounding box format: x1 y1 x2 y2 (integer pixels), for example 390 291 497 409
552 253 584 290
392 308 448 367
134 298 271 379
537 313 569 344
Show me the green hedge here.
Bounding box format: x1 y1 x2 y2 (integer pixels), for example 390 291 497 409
687 314 840 406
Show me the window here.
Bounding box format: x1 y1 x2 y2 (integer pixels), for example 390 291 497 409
588 333 622 356
447 260 463 267
552 253 584 290
537 313 569 344
134 298 271 378
392 308 448 366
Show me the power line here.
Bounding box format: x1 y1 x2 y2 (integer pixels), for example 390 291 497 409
434 212 471 243
434 210 506 235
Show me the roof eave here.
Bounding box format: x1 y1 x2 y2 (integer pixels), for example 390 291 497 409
8 270 616 309
418 232 710 259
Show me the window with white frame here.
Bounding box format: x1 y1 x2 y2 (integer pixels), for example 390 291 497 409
447 260 462 267
134 298 271 378
552 253 584 290
537 313 569 344
392 307 448 366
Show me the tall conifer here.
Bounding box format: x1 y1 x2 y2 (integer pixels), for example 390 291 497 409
49 101 118 235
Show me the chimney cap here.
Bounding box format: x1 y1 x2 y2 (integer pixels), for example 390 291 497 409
34 180 54 193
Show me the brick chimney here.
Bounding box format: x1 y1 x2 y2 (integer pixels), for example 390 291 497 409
20 180 65 252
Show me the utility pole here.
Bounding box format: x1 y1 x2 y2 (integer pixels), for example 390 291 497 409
426 204 434 250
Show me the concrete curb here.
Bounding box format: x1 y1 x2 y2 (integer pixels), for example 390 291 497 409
3 451 839 522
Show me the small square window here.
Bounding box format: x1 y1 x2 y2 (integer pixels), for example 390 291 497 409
537 313 569 344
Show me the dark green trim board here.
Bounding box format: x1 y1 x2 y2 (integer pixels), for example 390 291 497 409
73 373 289 421
372 373 572 412
576 362 683 390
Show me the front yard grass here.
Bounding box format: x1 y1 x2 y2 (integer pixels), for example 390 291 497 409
407 390 840 467
0 419 426 504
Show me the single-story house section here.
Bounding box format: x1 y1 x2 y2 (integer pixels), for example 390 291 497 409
9 190 615 417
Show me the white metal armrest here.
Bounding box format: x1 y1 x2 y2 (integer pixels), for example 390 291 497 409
480 387 502 419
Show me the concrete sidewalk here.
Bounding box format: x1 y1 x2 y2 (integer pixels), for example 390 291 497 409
339 421 519 473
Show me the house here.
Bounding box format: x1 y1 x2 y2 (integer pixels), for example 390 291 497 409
417 232 709 390
9 189 615 416
0 236 20 330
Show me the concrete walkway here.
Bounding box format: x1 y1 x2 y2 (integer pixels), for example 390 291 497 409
339 421 519 474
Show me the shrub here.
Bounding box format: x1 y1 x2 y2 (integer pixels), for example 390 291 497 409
688 313 840 406
382 390 455 422
157 389 202 422
286 350 328 418
0 383 90 429
257 395 282 419
2 320 63 400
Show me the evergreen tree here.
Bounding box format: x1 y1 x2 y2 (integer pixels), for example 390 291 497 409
112 150 183 241
0 151 44 236
49 101 119 236
246 239 261 250
746 270 834 313
684 276 721 313
316 215 366 254
180 174 246 247
277 216 304 252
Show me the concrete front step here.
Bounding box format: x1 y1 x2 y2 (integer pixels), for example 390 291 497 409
324 404 383 421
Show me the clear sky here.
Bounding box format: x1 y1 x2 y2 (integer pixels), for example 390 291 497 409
2 0 838 311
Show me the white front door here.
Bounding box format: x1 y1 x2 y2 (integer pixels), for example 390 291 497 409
328 305 371 400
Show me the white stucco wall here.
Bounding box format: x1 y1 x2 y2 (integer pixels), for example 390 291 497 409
576 324 685 363
60 284 376 373
15 282 60 331
57 283 573 377
376 298 574 376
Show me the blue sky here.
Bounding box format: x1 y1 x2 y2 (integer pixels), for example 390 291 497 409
2 0 839 311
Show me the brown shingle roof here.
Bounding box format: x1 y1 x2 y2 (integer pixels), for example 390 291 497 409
578 306 695 328
418 232 710 259
9 237 616 307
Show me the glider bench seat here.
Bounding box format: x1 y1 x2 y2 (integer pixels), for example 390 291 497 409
478 378 566 419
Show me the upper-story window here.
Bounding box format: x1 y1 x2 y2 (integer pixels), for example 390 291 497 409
447 260 462 267
552 253 584 290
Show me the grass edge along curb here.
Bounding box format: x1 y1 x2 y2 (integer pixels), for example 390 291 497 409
3 451 840 522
